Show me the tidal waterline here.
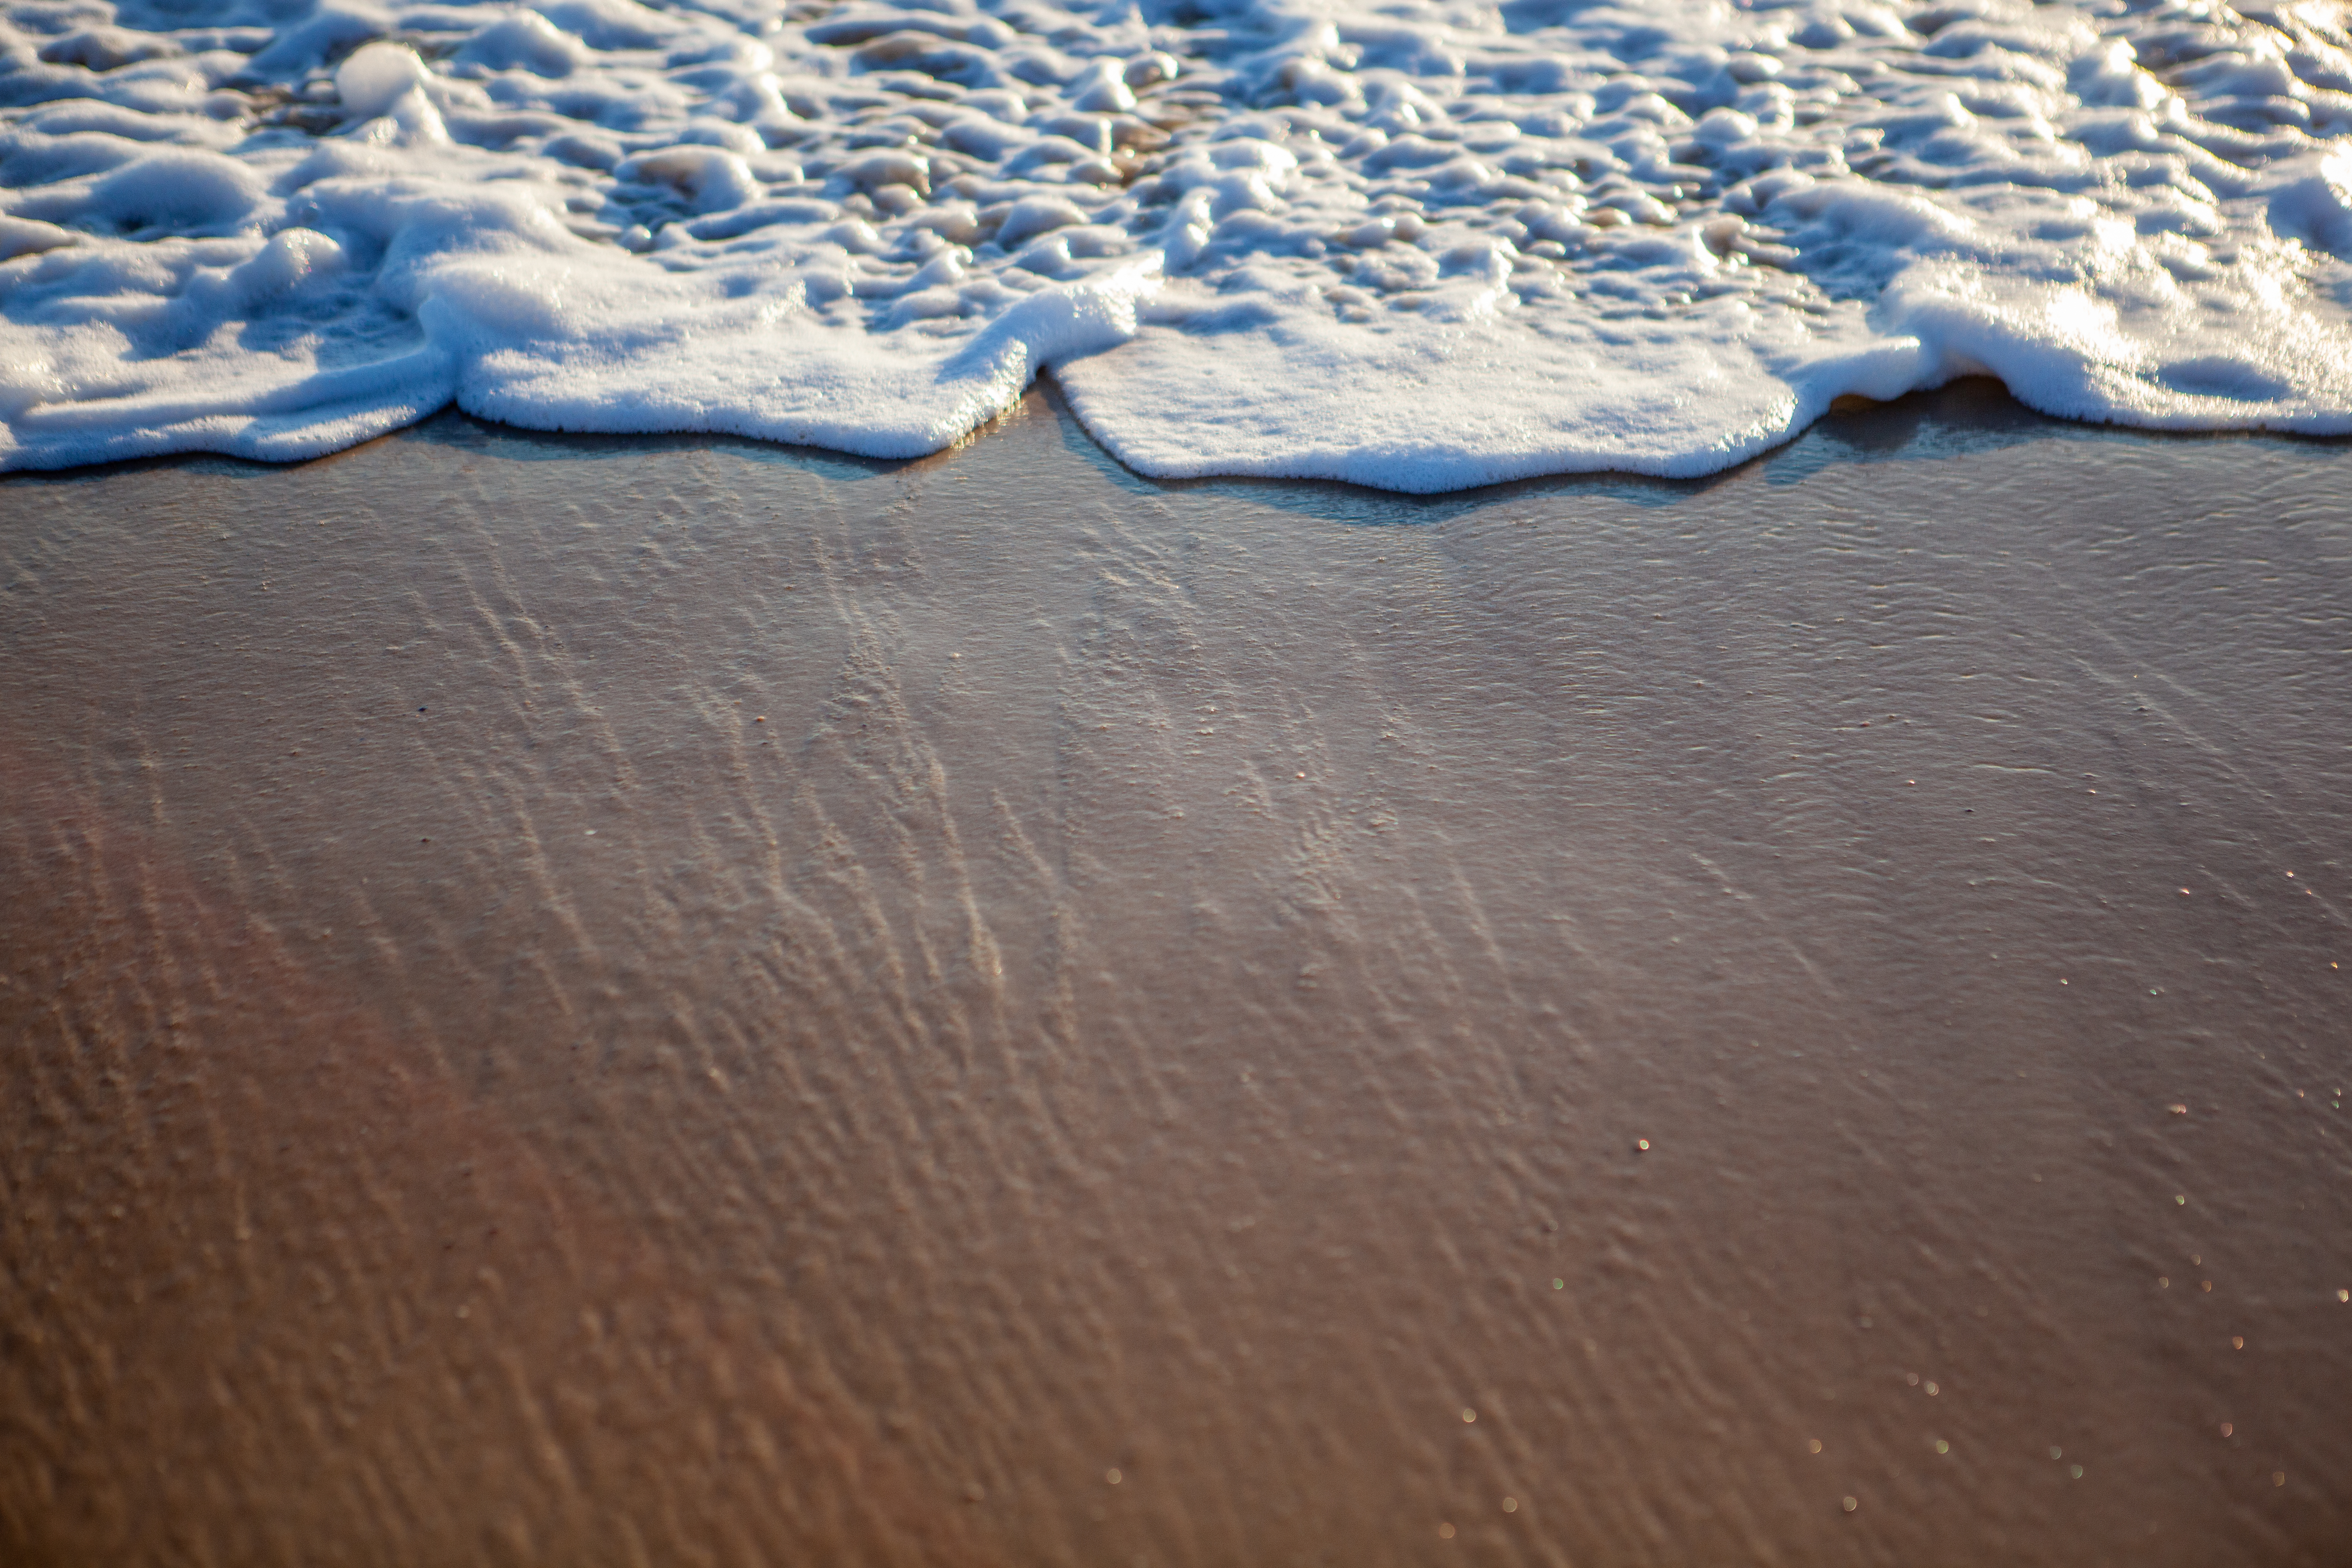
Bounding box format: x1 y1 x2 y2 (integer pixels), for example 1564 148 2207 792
3 382 2348 1565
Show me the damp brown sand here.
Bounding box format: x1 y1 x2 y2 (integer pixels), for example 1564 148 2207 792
4 381 2349 1566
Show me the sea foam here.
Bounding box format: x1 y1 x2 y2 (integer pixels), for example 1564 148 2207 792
6 0 2352 488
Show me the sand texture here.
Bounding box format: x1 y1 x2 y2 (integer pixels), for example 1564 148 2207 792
3 384 2349 1565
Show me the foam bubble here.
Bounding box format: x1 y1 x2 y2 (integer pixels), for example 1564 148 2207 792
334 42 428 123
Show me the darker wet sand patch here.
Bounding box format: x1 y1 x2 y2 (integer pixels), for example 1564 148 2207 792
3 383 2349 1565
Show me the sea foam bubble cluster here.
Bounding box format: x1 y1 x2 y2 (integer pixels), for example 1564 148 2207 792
7 0 2352 487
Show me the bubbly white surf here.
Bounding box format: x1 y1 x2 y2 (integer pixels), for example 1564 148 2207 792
8 0 2352 487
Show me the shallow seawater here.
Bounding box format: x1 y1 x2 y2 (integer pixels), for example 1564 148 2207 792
11 0 2352 486
4 386 2350 1564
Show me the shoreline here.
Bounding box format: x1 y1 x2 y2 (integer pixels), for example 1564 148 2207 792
11 367 2352 495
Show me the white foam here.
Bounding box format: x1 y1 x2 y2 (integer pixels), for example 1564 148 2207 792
7 0 2352 486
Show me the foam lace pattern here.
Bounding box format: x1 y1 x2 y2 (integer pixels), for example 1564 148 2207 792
7 0 2352 485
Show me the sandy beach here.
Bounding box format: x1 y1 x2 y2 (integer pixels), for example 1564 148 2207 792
3 381 2349 1565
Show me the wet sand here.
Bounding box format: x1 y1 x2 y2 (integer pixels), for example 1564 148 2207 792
3 382 2349 1566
